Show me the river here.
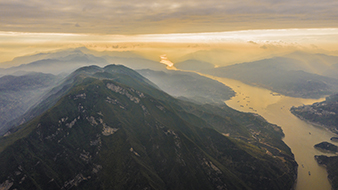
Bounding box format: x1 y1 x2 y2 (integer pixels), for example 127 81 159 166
199 74 338 190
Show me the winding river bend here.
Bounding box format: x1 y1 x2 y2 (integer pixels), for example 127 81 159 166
200 74 338 190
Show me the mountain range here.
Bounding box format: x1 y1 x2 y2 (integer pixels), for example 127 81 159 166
0 48 166 77
3 48 338 99
202 56 338 98
3 48 338 189
0 64 297 190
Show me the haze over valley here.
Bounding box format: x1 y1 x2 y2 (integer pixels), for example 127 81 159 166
0 45 338 189
1 0 338 189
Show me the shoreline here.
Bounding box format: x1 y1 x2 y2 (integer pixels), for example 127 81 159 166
290 110 338 136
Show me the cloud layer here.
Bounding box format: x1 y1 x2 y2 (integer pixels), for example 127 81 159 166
1 0 338 34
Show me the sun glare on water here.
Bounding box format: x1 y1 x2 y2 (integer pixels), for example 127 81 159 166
160 54 176 69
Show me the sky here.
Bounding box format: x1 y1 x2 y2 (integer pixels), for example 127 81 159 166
1 0 338 34
1 0 338 66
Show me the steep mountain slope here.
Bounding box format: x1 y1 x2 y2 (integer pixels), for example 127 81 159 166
0 73 61 134
1 65 158 136
138 69 235 104
0 65 297 190
205 57 338 98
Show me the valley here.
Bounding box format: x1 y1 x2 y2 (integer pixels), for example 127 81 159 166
198 74 338 190
1 0 338 188
1 49 338 189
0 65 297 190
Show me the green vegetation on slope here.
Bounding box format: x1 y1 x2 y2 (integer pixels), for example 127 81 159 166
0 65 297 190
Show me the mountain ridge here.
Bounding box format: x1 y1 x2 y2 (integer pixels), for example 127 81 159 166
203 57 338 98
0 65 297 190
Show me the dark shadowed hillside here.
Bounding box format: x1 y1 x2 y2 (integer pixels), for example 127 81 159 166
0 65 297 190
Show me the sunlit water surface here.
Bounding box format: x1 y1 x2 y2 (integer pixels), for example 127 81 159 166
199 74 338 190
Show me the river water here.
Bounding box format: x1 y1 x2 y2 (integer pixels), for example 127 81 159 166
199 74 338 190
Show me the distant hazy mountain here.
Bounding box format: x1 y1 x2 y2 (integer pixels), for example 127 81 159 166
138 69 234 104
278 51 338 79
0 73 61 134
284 51 338 75
1 47 106 68
323 63 338 79
175 59 215 71
104 56 166 71
78 48 166 70
0 65 297 190
1 53 52 68
204 57 338 98
0 47 166 76
0 50 109 76
177 49 237 67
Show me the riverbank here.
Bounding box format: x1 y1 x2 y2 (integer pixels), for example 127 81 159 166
198 75 332 190
290 109 338 135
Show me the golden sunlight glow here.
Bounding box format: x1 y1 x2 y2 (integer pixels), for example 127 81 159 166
135 28 338 44
160 54 174 68
1 28 338 67
2 28 338 44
